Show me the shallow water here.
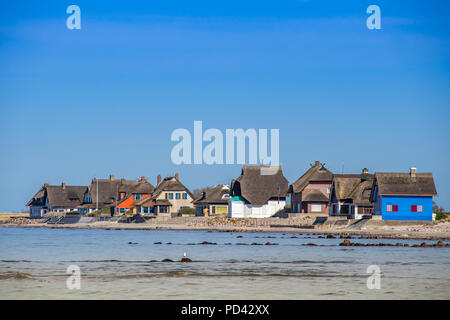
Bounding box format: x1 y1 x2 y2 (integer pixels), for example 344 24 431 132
0 227 449 299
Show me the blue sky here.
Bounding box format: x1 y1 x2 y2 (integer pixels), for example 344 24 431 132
0 1 449 211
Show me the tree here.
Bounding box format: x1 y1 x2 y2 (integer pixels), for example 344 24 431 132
433 201 445 213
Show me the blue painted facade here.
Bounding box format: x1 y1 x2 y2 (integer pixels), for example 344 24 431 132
372 187 433 221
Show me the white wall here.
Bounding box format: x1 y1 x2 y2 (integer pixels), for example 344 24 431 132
228 200 285 218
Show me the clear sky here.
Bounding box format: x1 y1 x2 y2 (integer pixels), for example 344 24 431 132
1 1 449 211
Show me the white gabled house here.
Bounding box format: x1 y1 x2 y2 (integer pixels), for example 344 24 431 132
228 166 288 218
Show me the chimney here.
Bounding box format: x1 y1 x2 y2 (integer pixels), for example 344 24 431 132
157 174 162 185
109 174 115 181
315 160 320 167
410 167 417 179
43 183 49 188
362 168 369 174
62 182 66 190
175 173 179 180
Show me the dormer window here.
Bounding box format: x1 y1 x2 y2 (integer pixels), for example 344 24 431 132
84 194 92 203
133 194 142 200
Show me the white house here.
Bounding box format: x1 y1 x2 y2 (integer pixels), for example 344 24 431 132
228 166 288 218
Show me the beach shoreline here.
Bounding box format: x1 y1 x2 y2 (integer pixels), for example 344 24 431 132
1 219 449 240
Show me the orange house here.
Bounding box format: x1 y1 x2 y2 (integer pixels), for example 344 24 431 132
115 193 151 214
113 177 155 215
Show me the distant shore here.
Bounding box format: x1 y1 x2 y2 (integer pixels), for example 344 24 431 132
1 216 449 240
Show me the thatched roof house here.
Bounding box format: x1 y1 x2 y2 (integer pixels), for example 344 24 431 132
134 174 194 216
289 161 333 214
78 175 154 214
27 183 86 217
370 168 437 221
229 166 288 218
329 168 374 218
193 184 231 216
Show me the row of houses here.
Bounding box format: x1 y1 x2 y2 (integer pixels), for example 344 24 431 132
289 161 437 221
27 174 194 218
26 161 438 221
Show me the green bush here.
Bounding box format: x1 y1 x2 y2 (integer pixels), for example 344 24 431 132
181 207 196 215
435 212 448 220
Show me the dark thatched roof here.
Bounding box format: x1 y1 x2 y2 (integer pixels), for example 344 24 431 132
87 179 122 206
27 185 86 208
332 173 374 206
155 199 172 206
135 197 173 207
290 161 333 193
118 179 154 194
194 184 231 205
231 166 288 206
151 176 193 199
302 189 329 202
373 172 437 196
26 187 46 206
86 178 154 207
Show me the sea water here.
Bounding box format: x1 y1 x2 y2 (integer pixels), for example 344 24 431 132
0 227 448 299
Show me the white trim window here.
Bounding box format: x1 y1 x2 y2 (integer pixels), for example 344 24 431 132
417 205 423 213
386 205 392 212
311 204 322 212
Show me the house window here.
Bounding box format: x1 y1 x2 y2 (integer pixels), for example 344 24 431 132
417 205 423 212
119 208 125 213
133 194 141 200
183 193 187 199
169 193 174 199
386 205 392 212
143 207 149 214
392 205 398 212
165 193 168 199
411 205 417 212
176 193 180 200
327 187 330 194
160 206 169 213
311 204 322 212
212 206 216 214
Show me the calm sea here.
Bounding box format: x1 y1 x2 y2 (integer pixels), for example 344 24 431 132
0 227 449 299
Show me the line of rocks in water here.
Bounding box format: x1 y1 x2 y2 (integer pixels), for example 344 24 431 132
153 241 279 246
339 239 449 247
317 234 385 239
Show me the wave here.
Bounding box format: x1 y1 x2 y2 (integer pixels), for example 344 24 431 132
62 259 356 265
100 272 367 279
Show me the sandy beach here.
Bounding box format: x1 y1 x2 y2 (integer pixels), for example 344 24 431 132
1 215 449 240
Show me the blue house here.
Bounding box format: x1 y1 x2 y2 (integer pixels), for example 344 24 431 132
370 168 437 221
